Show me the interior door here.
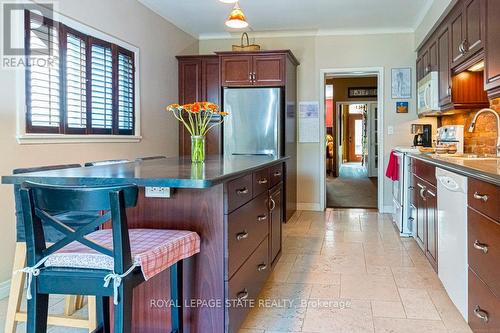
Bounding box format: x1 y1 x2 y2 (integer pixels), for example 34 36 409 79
347 114 363 162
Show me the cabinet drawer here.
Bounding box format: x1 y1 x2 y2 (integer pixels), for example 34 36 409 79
468 178 500 221
253 168 270 198
227 237 270 333
468 268 500 332
468 208 500 297
269 163 283 188
227 174 253 213
412 159 436 186
228 192 269 278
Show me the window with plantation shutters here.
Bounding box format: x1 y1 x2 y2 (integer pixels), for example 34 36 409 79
26 13 61 132
24 10 136 136
118 51 134 134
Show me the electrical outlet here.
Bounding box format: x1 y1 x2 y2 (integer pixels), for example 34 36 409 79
387 126 394 135
145 187 171 198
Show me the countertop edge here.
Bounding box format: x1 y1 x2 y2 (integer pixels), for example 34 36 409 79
1 157 289 188
408 153 500 187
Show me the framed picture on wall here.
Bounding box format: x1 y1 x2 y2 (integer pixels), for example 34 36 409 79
396 101 409 113
391 68 411 99
348 87 377 98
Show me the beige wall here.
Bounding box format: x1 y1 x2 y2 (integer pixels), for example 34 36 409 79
200 34 437 210
0 0 197 284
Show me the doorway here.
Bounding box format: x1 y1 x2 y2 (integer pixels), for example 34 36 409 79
323 74 381 209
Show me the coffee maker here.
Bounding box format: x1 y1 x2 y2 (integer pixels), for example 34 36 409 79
411 124 432 147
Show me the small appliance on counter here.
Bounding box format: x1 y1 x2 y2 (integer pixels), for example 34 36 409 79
411 124 432 147
436 125 464 155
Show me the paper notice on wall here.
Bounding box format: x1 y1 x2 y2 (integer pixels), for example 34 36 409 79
298 101 320 143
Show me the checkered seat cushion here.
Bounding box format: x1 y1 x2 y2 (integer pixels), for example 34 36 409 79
44 229 200 280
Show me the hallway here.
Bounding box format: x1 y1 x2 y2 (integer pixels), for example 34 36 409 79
326 163 378 209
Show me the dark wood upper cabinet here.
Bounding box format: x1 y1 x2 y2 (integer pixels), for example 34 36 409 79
438 26 452 107
416 57 424 82
450 7 466 66
177 55 221 156
220 55 253 86
450 0 485 68
218 50 298 87
253 55 285 86
484 0 500 98
464 0 484 56
178 59 202 105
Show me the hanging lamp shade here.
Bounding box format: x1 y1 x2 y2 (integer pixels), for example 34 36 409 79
219 0 238 3
225 3 249 29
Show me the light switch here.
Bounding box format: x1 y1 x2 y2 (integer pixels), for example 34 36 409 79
145 187 171 198
387 126 394 135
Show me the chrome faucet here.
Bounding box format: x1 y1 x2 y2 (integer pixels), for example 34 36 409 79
468 108 500 157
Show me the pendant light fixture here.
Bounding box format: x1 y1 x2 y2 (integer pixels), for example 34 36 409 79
225 2 249 29
219 0 238 3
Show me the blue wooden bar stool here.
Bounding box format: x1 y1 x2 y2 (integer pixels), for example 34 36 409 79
5 164 99 333
18 182 200 333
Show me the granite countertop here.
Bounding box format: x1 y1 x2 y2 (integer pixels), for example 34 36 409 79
409 153 500 186
1 155 288 188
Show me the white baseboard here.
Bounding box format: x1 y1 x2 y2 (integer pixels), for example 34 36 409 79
297 203 322 211
381 205 394 214
0 279 10 300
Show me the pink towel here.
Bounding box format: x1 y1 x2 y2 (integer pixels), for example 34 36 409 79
385 151 399 181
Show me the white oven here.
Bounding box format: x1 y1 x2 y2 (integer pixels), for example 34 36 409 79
417 71 439 115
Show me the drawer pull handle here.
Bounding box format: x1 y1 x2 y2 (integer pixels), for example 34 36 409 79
473 240 488 254
236 187 249 195
257 264 267 272
473 192 489 202
419 186 427 201
474 306 489 323
257 214 267 221
236 232 249 241
273 171 282 177
269 198 276 211
237 289 249 300
258 179 268 184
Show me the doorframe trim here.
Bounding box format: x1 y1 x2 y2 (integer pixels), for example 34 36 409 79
319 67 385 212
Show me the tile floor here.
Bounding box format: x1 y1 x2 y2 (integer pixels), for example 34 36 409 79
0 209 472 333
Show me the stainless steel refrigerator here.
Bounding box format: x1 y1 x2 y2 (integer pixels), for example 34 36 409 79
223 87 281 156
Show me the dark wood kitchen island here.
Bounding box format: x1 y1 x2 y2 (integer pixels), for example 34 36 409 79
2 155 288 333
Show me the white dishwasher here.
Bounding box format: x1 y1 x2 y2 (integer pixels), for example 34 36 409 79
436 167 468 321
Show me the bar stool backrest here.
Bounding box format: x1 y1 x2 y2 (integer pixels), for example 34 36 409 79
13 164 81 243
20 182 138 274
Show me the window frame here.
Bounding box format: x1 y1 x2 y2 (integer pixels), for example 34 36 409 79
20 8 140 143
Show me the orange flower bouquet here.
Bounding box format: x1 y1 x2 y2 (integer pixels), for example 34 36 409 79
167 102 228 162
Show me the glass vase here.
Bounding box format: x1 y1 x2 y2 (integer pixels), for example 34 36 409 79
191 135 206 163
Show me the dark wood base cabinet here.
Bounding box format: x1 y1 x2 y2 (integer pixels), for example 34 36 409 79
410 158 438 272
467 178 500 332
104 162 285 333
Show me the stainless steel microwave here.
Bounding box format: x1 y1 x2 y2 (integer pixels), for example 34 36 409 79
417 71 439 115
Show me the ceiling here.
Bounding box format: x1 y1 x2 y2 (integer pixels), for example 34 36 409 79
138 0 434 39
